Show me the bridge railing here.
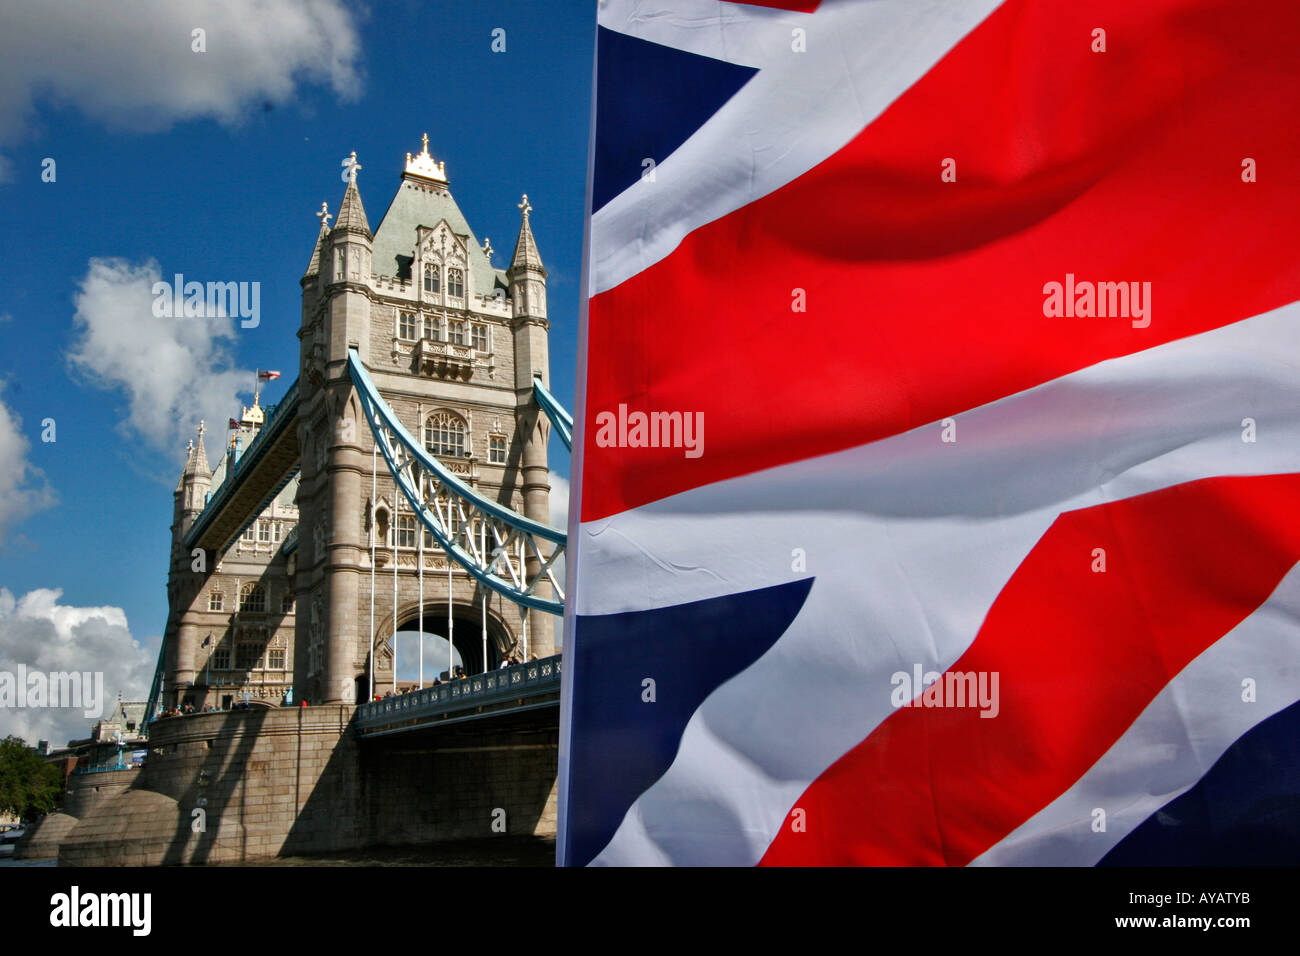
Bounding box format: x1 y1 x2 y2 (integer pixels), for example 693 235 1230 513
73 757 141 775
355 654 561 733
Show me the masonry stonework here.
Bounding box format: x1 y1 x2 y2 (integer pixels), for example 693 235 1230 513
54 705 557 865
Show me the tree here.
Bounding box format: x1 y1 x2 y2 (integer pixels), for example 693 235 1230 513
0 736 62 822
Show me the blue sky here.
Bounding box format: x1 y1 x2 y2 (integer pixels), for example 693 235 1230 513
0 0 595 743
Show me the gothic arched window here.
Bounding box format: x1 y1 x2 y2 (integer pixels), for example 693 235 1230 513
424 263 440 294
424 314 441 341
424 411 466 458
447 268 464 298
239 583 266 613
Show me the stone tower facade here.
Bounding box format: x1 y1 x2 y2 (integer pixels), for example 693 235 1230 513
166 417 300 713
294 136 554 705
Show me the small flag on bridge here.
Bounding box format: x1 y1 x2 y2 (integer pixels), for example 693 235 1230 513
258 370 281 381
227 418 240 430
560 0 1300 867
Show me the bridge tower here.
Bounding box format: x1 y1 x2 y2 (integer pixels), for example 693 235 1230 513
296 137 554 705
165 428 213 701
164 411 300 714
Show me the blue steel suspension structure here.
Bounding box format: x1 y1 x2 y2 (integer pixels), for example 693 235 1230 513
349 348 567 615
532 375 573 451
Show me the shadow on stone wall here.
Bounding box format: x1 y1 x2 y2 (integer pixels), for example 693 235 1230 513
57 706 359 865
355 707 558 847
17 767 139 861
46 703 557 864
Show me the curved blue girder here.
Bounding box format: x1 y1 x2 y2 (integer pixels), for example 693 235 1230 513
348 349 566 614
141 637 166 730
532 376 573 451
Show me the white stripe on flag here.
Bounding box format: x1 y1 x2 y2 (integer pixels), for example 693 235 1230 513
581 299 1300 865
591 0 1004 295
972 559 1300 866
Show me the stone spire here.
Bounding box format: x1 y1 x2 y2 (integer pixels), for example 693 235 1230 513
509 194 546 277
180 421 211 481
304 202 332 277
333 152 371 236
192 420 210 475
176 421 212 509
508 195 547 321
175 441 192 492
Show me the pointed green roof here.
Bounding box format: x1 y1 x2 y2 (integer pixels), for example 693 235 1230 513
371 178 508 297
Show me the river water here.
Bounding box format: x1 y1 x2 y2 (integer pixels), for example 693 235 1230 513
1 836 556 867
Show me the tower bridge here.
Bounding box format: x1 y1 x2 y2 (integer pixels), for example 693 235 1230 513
48 137 573 865
153 133 568 719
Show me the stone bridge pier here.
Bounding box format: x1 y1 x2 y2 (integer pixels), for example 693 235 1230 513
50 705 557 866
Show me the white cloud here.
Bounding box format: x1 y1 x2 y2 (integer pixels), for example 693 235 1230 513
0 386 56 546
0 0 362 181
67 257 253 456
550 474 570 531
0 588 155 747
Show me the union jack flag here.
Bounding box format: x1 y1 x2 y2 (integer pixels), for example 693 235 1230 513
560 0 1300 866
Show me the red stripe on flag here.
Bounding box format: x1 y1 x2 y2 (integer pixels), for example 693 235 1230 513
582 0 1300 521
759 472 1300 865
729 1 820 10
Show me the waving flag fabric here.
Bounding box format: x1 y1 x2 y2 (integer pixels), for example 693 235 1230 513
559 0 1300 866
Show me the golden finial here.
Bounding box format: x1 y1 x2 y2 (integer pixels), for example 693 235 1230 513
404 133 447 183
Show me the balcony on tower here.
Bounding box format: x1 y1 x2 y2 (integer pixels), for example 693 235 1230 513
417 336 474 380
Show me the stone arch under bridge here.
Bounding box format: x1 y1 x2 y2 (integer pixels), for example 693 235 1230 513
364 598 518 697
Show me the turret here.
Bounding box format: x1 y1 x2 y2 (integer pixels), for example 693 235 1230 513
508 196 554 657
176 421 212 530
296 152 375 704
167 420 212 707
323 153 373 365
508 194 547 324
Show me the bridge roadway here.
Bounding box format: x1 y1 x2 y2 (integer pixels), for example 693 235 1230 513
355 654 561 738
184 379 301 555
